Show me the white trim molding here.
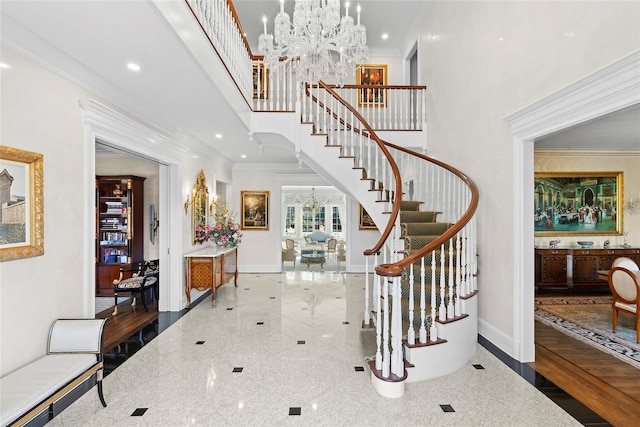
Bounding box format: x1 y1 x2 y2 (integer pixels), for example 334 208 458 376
504 49 640 363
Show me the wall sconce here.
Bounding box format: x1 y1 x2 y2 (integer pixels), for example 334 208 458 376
184 192 194 215
626 194 639 215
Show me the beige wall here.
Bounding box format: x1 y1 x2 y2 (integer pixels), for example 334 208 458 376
415 1 640 348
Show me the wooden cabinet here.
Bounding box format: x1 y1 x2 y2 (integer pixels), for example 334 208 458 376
535 246 640 293
95 175 146 296
184 246 238 308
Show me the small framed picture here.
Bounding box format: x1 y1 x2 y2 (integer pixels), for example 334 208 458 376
241 190 269 230
253 63 268 99
356 64 387 107
359 204 377 230
0 146 44 261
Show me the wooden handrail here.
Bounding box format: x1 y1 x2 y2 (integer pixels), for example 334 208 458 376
374 141 479 277
225 0 257 59
304 84 477 276
310 81 403 257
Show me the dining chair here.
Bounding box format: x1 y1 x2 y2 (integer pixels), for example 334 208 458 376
608 257 640 343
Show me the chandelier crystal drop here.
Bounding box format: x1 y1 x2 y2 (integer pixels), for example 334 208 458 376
258 0 368 85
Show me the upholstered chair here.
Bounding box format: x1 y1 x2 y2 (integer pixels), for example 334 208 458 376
608 257 640 343
326 238 337 258
112 261 158 316
282 239 298 267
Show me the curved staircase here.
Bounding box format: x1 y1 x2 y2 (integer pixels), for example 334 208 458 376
182 0 480 399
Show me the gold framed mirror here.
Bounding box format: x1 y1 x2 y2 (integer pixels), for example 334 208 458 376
190 169 209 244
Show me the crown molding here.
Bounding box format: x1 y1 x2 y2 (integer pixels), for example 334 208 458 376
504 50 640 141
535 148 640 157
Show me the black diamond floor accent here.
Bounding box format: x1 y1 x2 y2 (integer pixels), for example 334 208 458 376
244 288 250 290
343 321 350 325
289 407 301 416
336 296 342 299
195 341 205 345
304 288 309 290
440 404 455 413
257 322 264 325
226 308 233 311
131 408 148 416
473 364 485 369
270 296 276 299
232 367 243 373
297 340 306 345
354 366 365 372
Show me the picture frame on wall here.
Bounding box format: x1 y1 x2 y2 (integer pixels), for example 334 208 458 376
356 64 387 107
0 146 44 262
241 190 269 230
534 171 622 236
359 204 377 230
252 62 268 99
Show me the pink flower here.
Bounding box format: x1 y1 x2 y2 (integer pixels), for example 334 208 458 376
221 235 228 241
216 224 223 230
195 225 202 231
205 225 211 231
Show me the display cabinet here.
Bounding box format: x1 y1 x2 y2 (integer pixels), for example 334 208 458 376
95 175 145 296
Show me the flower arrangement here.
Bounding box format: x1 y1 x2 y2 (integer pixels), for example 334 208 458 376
209 198 242 247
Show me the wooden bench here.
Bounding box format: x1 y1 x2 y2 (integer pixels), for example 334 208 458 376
0 318 108 426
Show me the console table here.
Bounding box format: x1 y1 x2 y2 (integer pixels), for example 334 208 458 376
184 246 238 308
534 246 640 293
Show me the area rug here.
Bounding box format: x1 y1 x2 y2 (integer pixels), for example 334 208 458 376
535 296 640 369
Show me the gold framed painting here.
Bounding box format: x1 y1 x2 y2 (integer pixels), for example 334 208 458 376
534 171 622 236
0 146 44 261
356 64 387 107
359 204 377 230
253 62 269 99
241 190 269 230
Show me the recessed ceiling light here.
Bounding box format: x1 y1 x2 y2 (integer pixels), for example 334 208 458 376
127 63 141 72
0 62 10 69
381 33 389 40
215 133 223 139
241 154 247 159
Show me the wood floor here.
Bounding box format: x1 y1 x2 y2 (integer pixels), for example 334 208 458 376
96 296 640 425
531 320 640 426
96 298 159 353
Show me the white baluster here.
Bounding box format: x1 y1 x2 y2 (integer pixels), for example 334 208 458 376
430 247 438 340
448 237 455 319
364 256 371 326
439 243 446 322
382 277 390 378
407 263 415 345
455 232 462 316
419 256 427 343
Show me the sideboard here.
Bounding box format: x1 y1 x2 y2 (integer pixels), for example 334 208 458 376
184 246 238 308
534 246 640 293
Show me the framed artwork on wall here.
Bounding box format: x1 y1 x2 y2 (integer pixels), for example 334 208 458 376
359 204 377 230
534 171 622 236
253 62 268 99
241 190 269 230
356 64 387 107
0 146 44 261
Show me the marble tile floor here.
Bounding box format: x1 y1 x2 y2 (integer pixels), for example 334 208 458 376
51 272 593 426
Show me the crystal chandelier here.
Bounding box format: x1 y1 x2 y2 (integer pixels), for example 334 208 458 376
258 0 368 84
304 187 322 211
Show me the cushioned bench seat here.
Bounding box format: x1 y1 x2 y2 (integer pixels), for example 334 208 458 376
0 318 108 427
0 354 97 426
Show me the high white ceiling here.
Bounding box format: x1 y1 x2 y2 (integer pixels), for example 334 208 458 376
1 0 638 165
